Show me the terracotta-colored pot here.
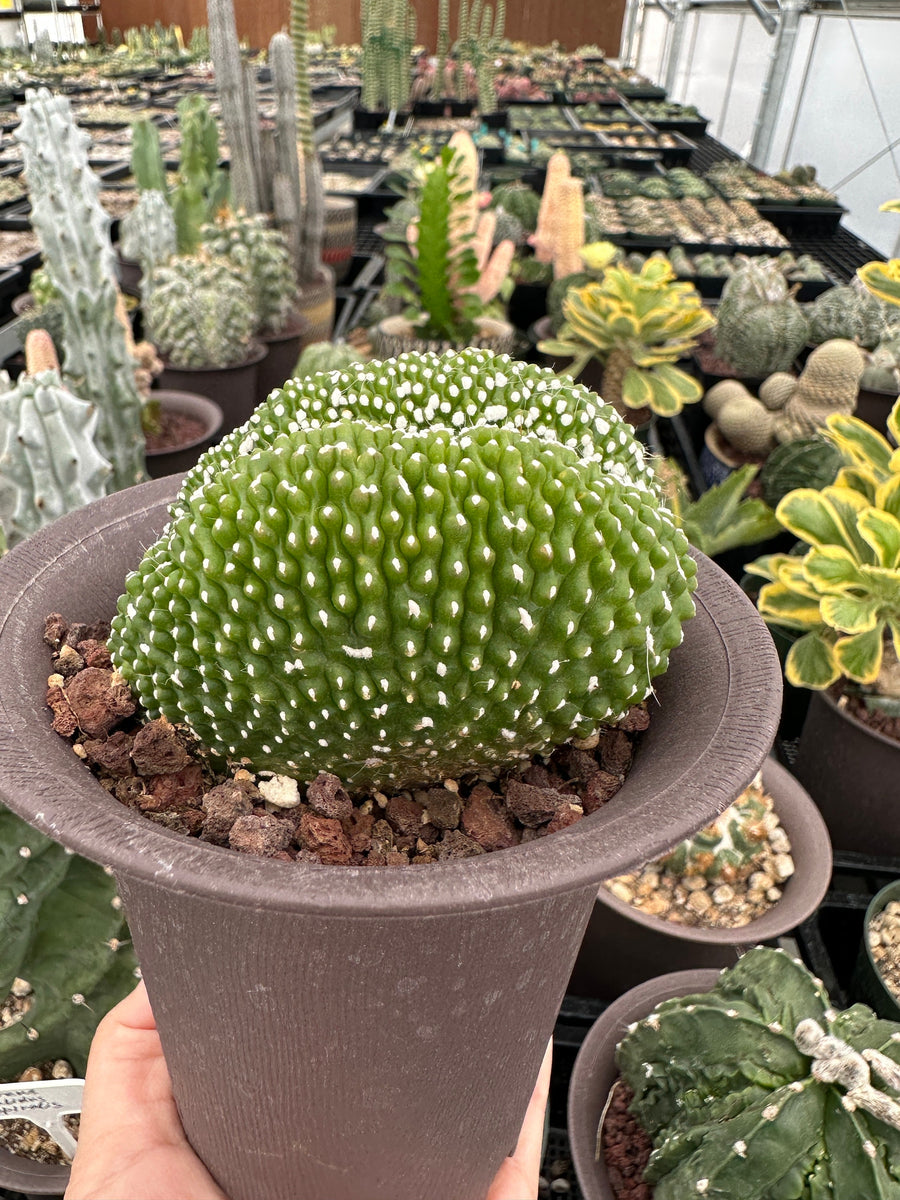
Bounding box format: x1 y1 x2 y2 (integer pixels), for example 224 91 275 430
255 312 308 405
568 969 721 1200
793 688 900 857
144 390 224 479
567 757 832 1000
0 480 780 1200
157 341 267 436
372 315 516 358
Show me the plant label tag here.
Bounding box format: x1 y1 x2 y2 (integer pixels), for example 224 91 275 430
0 1077 84 1158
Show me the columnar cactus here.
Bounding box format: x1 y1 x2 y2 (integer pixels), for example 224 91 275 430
0 805 137 1079
119 189 177 283
144 253 256 369
109 349 695 792
200 211 297 335
435 0 450 99
207 0 262 215
714 258 810 377
360 0 417 112
531 153 587 279
616 946 900 1198
15 89 146 492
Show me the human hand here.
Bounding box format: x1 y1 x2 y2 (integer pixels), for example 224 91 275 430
65 983 552 1200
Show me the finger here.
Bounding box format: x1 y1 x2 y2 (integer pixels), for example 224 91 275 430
510 1038 553 1181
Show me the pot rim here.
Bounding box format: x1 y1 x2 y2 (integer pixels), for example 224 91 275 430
567 968 723 1200
0 477 781 917
813 685 900 753
161 339 268 374
145 390 224 459
592 756 833 945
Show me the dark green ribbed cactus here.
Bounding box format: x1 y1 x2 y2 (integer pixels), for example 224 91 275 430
109 349 695 791
0 369 111 549
0 806 137 1078
200 211 297 335
616 946 900 1198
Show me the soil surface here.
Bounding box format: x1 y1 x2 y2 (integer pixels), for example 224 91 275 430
44 613 649 867
842 691 900 744
144 409 207 454
602 1079 653 1199
0 1059 78 1166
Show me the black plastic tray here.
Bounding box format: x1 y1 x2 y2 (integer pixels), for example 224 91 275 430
755 202 846 238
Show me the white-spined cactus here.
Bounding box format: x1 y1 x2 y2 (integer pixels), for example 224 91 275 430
199 210 297 335
109 349 696 791
119 189 177 284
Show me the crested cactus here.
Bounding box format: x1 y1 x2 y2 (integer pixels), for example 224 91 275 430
714 258 809 378
615 946 900 1199
773 338 865 443
109 348 695 792
119 189 177 284
144 252 256 369
0 805 137 1080
0 332 111 549
200 210 297 335
657 773 771 881
14 90 146 492
807 283 892 350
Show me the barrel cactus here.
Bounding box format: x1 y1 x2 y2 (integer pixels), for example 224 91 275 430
758 436 843 510
143 251 257 369
616 946 900 1199
806 283 890 350
109 349 696 792
714 258 809 377
0 805 137 1079
200 210 297 335
657 774 770 881
292 340 366 380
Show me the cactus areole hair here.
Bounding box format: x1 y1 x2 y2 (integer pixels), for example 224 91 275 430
109 350 697 791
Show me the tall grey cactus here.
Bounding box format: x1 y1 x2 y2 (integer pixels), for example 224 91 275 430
206 0 261 215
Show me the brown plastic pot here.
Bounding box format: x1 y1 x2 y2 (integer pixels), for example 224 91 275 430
792 689 900 857
294 266 336 348
145 390 224 479
157 341 267 436
568 968 721 1200
0 478 780 1200
567 757 832 1000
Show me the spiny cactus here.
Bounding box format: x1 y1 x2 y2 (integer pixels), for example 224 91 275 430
715 258 809 378
616 946 900 1199
200 210 297 335
109 349 695 792
118 189 177 285
861 334 900 393
144 252 257 369
658 774 771 881
360 0 417 112
0 805 137 1079
291 340 366 380
0 332 111 549
758 436 844 510
530 154 586 281
15 88 146 492
773 339 865 443
806 283 891 351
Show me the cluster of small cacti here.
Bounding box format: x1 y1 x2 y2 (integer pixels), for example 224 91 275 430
615 946 900 1198
658 773 771 882
529 153 586 281
704 339 865 454
0 332 111 550
144 252 256 369
200 210 297 335
15 88 146 493
109 348 695 792
806 282 893 350
0 804 138 1079
118 189 177 285
714 257 810 377
360 0 417 112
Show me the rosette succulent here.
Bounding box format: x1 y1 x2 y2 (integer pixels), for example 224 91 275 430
109 349 696 791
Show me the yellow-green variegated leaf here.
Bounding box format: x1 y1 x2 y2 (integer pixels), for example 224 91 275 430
857 507 900 569
803 545 867 592
622 367 655 411
820 593 881 634
858 259 900 306
785 632 840 690
775 489 863 554
645 373 684 417
888 397 900 448
833 467 877 503
833 624 885 683
881 200 900 214
825 413 894 480
875 473 900 520
773 556 823 599
744 553 790 583
890 618 900 661
580 241 618 271
758 580 823 631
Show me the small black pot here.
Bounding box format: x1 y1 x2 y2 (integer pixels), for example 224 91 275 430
145 390 224 479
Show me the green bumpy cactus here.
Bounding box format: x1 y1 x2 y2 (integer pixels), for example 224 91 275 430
200 211 297 335
806 283 891 350
714 258 809 378
144 252 256 369
109 350 695 791
616 946 900 1199
0 806 137 1078
291 340 366 380
0 369 111 549
119 189 177 284
658 774 770 881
